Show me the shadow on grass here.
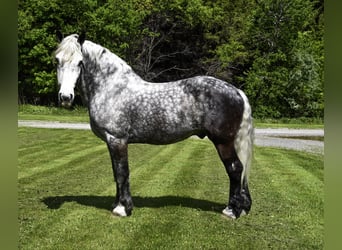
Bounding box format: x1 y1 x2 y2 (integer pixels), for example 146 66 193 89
42 195 224 213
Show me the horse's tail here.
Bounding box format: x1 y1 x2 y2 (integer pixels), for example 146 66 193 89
234 89 254 185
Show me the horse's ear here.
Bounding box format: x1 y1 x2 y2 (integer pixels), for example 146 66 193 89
78 32 86 45
56 30 64 42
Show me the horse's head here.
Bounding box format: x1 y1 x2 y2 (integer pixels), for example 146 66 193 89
55 32 85 107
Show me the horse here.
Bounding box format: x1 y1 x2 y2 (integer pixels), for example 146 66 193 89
55 32 254 219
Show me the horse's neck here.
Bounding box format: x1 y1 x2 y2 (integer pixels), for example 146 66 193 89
81 41 144 103
83 41 131 71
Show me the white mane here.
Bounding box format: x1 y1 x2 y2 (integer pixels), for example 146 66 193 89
56 34 134 74
55 34 83 63
82 40 133 73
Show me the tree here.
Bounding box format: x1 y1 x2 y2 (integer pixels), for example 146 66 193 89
243 0 323 118
131 0 212 82
18 0 323 118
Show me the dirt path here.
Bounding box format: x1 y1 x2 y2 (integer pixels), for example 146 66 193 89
18 120 324 154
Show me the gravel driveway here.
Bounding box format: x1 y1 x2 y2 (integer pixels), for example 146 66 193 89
18 120 324 154
255 128 323 154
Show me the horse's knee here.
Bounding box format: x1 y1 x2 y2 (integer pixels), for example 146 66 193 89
222 157 244 185
226 158 243 174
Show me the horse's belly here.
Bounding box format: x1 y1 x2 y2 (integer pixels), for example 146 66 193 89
128 131 201 144
127 118 204 145
126 96 206 144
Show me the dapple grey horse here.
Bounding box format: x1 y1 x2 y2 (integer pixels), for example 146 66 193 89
55 33 253 219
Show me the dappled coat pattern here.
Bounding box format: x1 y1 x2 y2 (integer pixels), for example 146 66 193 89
55 33 254 219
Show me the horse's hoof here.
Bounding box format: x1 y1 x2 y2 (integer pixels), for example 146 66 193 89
222 207 247 219
112 203 127 217
222 207 236 219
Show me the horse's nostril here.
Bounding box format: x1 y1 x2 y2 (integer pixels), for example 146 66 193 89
60 93 71 102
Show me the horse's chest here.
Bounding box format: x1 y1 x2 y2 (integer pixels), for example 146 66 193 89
88 92 128 135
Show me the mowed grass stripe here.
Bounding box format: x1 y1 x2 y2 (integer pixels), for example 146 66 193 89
248 147 323 248
20 206 109 249
19 144 107 180
90 143 175 198
173 138 228 201
18 136 99 162
18 148 111 213
92 141 219 210
254 147 323 206
283 148 323 181
83 140 218 198
20 134 213 249
167 139 213 195
128 142 193 196
53 140 225 249
128 144 180 186
252 148 323 207
117 140 222 249
18 127 104 175
19 128 324 249
18 127 96 149
112 140 232 249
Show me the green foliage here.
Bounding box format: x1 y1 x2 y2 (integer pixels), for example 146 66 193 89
288 31 324 117
18 0 323 118
244 0 323 118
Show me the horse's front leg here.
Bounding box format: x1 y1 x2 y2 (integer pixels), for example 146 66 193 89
106 134 133 216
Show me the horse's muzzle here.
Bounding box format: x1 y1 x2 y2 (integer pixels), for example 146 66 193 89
59 93 74 108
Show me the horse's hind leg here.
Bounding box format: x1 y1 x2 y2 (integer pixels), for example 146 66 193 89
106 134 133 217
214 141 252 219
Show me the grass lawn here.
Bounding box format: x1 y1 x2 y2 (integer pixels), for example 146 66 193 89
18 127 323 249
253 118 324 129
18 105 89 123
